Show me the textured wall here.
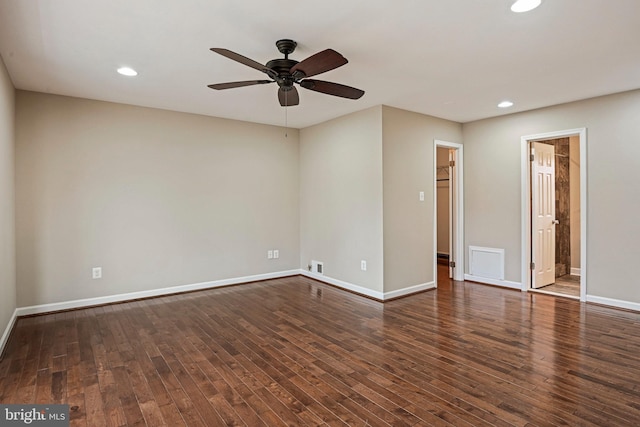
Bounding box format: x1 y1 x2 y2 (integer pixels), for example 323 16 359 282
16 91 300 306
463 89 640 303
299 107 384 292
554 138 571 277
540 138 571 277
0 55 16 345
382 106 462 292
569 136 581 272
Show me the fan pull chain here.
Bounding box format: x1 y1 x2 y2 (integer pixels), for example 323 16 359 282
284 90 288 138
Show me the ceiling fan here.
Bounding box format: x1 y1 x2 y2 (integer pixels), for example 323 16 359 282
208 39 365 107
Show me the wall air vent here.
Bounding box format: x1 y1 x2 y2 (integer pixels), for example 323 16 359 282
311 260 324 275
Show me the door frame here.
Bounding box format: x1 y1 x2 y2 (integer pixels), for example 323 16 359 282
520 128 587 301
434 140 464 283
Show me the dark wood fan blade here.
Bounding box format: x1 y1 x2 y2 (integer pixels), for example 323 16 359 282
210 48 274 76
278 87 299 106
208 80 273 90
299 79 364 99
290 49 348 78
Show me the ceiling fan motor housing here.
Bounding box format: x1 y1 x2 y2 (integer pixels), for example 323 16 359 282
265 58 299 90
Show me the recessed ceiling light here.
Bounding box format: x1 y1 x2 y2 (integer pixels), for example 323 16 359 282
498 101 514 108
511 0 542 13
117 67 138 77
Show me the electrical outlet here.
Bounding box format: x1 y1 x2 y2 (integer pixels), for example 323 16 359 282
92 267 102 279
361 260 367 271
268 250 273 259
419 191 425 201
273 249 279 259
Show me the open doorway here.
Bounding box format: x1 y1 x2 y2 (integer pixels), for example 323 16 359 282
436 146 452 276
434 140 464 285
521 129 587 301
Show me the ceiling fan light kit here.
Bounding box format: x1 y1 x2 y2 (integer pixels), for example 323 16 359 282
208 39 364 107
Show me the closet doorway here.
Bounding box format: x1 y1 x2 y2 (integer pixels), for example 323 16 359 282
434 140 464 285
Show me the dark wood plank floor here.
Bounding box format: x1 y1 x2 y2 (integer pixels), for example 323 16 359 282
2 269 640 426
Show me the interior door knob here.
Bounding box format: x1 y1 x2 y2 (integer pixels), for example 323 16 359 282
552 219 559 224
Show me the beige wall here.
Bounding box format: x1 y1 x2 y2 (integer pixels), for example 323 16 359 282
15 91 299 307
0 56 16 339
11 84 640 309
299 107 384 292
382 106 462 292
463 89 640 302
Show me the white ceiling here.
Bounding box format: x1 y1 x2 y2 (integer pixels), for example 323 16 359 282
1 0 639 129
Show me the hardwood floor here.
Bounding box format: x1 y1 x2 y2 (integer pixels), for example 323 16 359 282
2 272 640 426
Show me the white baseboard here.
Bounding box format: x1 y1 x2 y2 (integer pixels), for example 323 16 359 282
384 281 435 300
586 295 640 313
16 270 300 317
0 308 18 358
464 274 522 290
300 270 435 300
299 270 384 300
570 268 581 276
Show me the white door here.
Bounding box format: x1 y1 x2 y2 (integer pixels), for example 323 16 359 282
531 142 556 288
448 149 456 279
